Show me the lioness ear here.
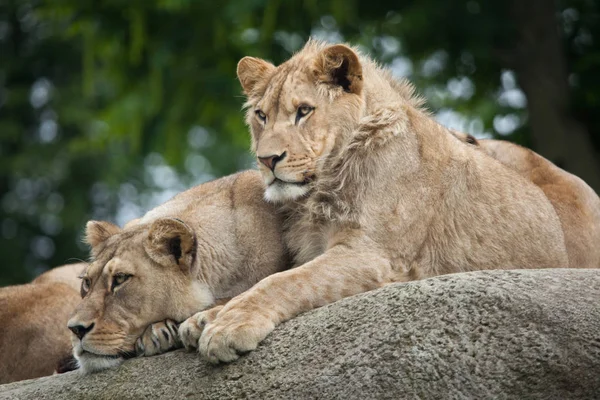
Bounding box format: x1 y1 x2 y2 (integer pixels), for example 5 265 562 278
145 218 196 272
314 44 363 95
237 57 275 96
85 221 120 248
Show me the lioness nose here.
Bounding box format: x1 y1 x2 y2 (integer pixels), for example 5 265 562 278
68 322 95 340
258 152 286 171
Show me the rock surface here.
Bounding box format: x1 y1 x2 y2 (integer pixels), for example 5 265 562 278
1 269 599 399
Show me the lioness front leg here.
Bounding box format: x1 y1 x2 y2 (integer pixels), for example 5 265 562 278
179 305 223 351
135 319 181 357
199 245 393 363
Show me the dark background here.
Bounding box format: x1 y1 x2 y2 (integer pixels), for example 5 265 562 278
1 0 599 285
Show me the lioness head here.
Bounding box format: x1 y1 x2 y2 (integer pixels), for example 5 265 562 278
67 219 213 374
237 41 365 202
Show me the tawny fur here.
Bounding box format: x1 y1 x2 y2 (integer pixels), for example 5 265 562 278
0 263 85 383
451 131 600 268
32 262 85 292
67 171 289 374
185 40 585 364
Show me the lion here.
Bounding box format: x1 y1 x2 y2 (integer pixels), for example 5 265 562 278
0 263 85 384
450 132 600 268
171 40 588 364
66 171 289 374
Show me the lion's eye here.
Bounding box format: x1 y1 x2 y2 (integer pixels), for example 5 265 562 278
111 273 131 291
295 105 314 124
255 110 267 123
81 278 91 298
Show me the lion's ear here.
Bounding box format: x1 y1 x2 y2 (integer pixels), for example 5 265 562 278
144 218 196 272
86 221 120 248
85 221 120 258
314 44 363 95
237 57 275 96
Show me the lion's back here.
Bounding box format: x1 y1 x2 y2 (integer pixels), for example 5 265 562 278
0 281 80 384
479 139 600 268
32 262 86 292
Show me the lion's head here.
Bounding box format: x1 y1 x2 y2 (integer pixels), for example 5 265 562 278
237 41 367 203
67 219 213 374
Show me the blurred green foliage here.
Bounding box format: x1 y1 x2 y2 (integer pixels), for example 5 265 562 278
1 0 599 285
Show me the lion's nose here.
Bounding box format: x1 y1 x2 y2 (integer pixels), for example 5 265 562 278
68 322 95 340
258 151 286 171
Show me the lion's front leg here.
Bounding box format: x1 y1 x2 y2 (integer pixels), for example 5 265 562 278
135 319 181 357
178 305 223 351
199 245 393 363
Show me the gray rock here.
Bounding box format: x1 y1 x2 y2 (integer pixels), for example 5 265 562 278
1 269 599 399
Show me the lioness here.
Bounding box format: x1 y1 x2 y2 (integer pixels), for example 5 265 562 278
67 171 288 374
175 40 581 364
451 132 600 268
0 263 85 383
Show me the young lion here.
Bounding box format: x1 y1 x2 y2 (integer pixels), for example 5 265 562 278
67 171 288 374
176 40 579 364
450 132 600 268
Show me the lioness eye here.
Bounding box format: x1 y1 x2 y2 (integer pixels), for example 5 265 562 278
111 273 131 291
81 278 91 298
255 110 267 122
295 105 314 124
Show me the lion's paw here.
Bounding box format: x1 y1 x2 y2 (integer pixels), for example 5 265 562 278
199 310 275 364
135 319 181 357
179 305 223 351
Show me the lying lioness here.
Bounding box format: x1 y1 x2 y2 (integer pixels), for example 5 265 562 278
67 171 288 374
450 132 600 268
174 40 595 364
0 263 85 383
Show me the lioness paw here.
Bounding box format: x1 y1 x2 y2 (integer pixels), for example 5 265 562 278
135 319 181 357
179 305 223 351
199 310 275 364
